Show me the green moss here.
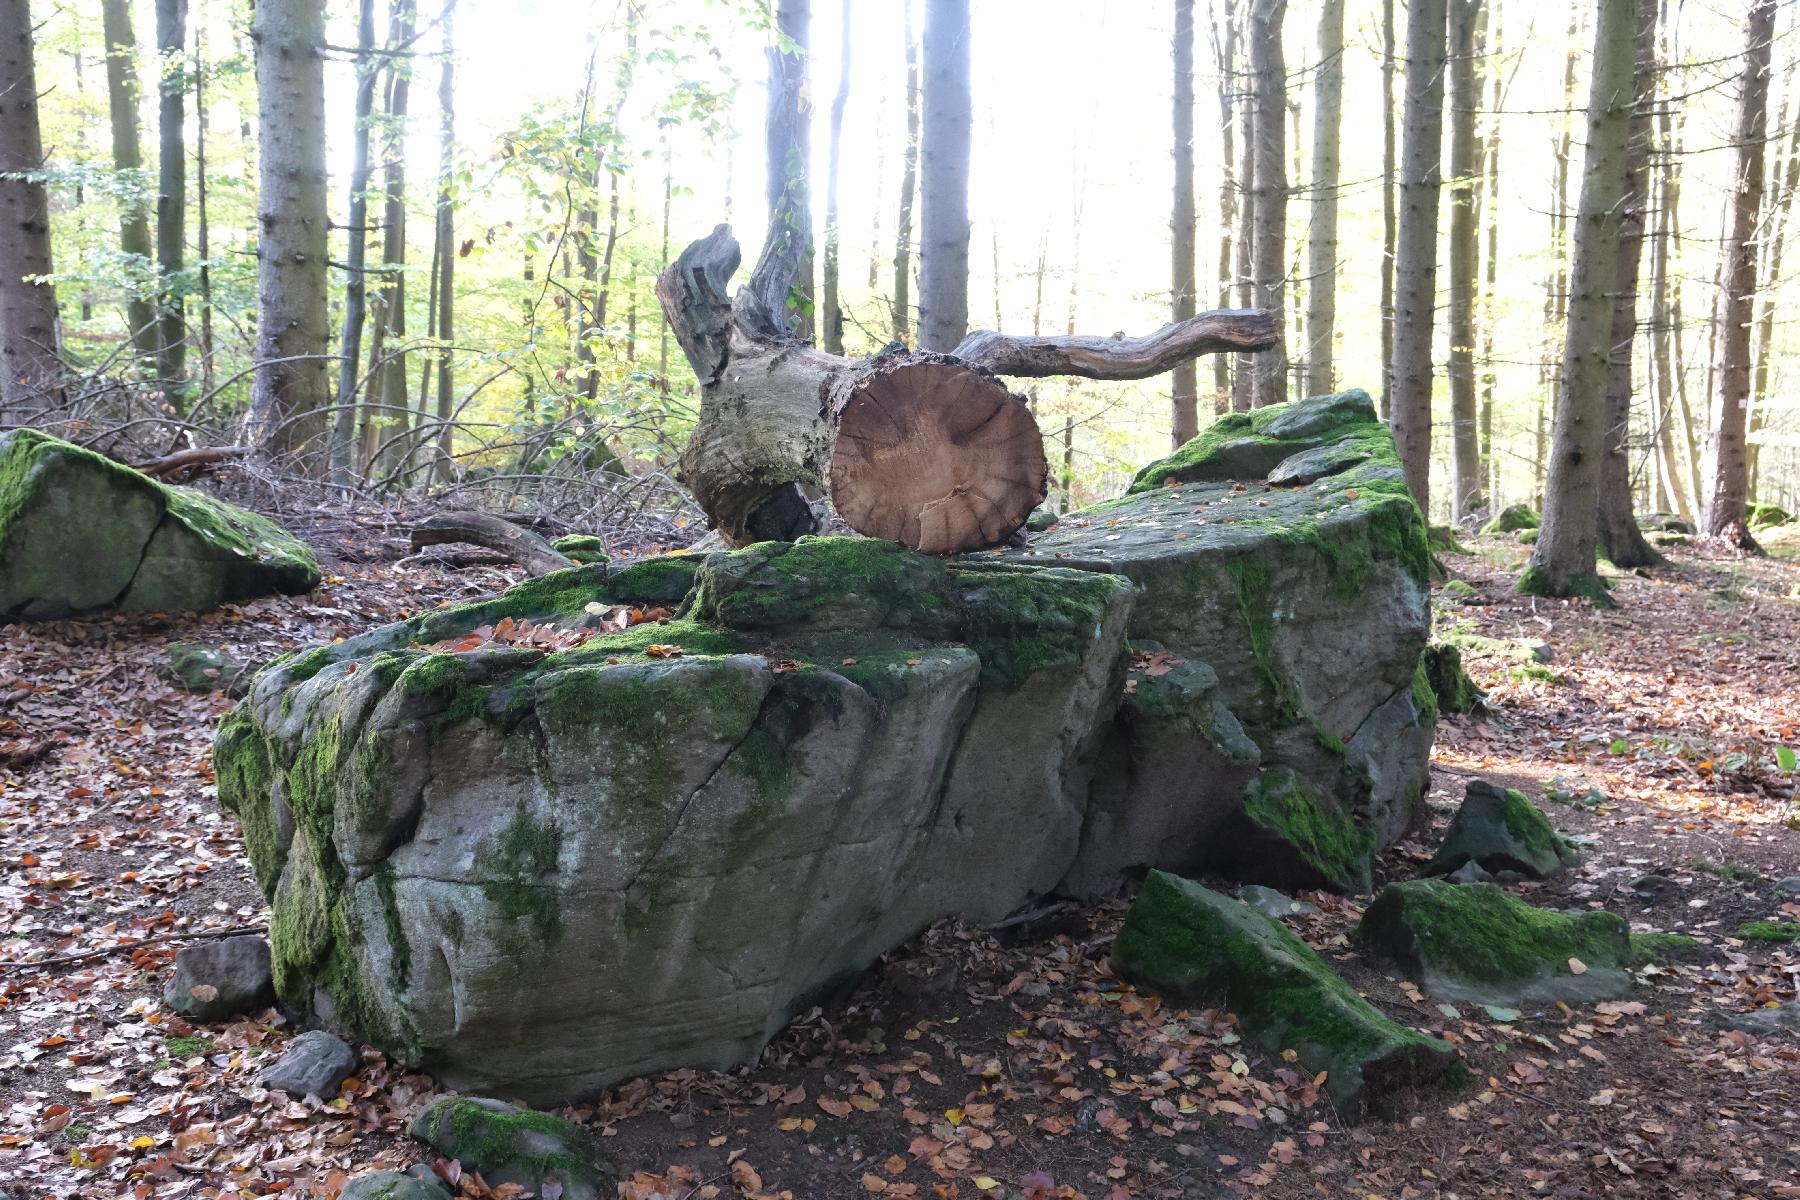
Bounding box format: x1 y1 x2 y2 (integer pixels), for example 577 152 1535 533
1516 564 1616 609
1227 556 1303 726
1630 932 1701 963
165 1035 214 1057
543 618 744 665
1735 921 1800 944
1481 504 1540 535
1360 880 1630 986
213 707 284 899
1112 871 1457 1112
1410 658 1440 724
284 646 335 685
550 533 609 563
1749 502 1793 531
1506 662 1565 685
608 554 702 604
479 805 562 942
1128 413 1261 491
397 651 466 696
1429 525 1470 555
1313 721 1349 756
407 563 610 644
375 862 411 987
1242 767 1375 893
1439 579 1479 602
410 1098 605 1195
1420 643 1483 715
1493 788 1566 861
690 536 950 630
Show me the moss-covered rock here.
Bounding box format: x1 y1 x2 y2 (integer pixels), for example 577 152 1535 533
1426 780 1577 879
1735 920 1800 943
1480 504 1540 536
1637 512 1696 535
0 428 319 619
549 533 608 564
1749 502 1793 532
1359 880 1633 1005
1420 643 1484 715
407 1097 612 1200
1235 766 1376 893
162 643 250 695
338 1171 451 1200
1630 931 1702 963
1127 390 1385 492
1113 871 1461 1114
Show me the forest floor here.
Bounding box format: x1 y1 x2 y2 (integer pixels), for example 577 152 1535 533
2 523 1800 1200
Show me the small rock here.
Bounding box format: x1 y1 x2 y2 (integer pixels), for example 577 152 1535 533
162 934 274 1022
161 644 250 695
1427 780 1579 880
1629 873 1680 898
262 1030 360 1098
1709 1004 1800 1036
408 1097 613 1200
338 1171 450 1200
1236 884 1321 918
1773 876 1800 898
1517 639 1553 664
1446 861 1493 885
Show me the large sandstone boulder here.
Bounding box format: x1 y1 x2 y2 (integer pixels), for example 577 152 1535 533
0 429 319 619
215 390 1435 1105
1006 388 1434 883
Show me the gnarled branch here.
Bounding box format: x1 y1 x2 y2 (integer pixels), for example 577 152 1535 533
952 308 1278 380
409 511 575 577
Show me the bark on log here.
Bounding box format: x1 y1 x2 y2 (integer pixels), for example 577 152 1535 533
658 223 1276 552
409 512 575 576
134 445 251 480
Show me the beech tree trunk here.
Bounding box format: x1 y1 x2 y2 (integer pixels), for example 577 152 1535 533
0 0 61 415
918 0 971 352
155 0 187 397
329 0 380 485
1246 0 1287 408
821 0 851 355
432 0 456 483
1704 0 1775 548
1479 4 1501 503
1748 56 1800 498
1538 10 1584 498
365 0 413 475
1524 0 1635 603
1389 0 1447 509
1171 0 1199 447
1379 0 1397 419
194 12 214 398
1596 0 1662 568
762 0 812 343
659 223 1277 552
893 0 920 341
1446 0 1483 521
247 0 331 470
1211 0 1238 414
1303 0 1344 399
102 0 159 368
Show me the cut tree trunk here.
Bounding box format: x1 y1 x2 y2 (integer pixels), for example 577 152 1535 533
659 223 1278 553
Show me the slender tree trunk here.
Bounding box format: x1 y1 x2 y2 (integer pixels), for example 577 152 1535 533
761 0 813 342
1171 0 1199 446
1231 0 1256 413
1211 0 1238 415
1523 0 1635 603
1649 155 1686 516
821 0 851 355
869 96 885 292
1704 0 1775 547
893 0 920 341
1596 0 1661 567
1538 10 1583 499
1389 0 1448 509
1379 0 1397 419
1246 0 1287 408
1303 0 1344 398
0 0 62 414
329 0 380 484
918 0 971 351
193 4 214 400
154 0 188 398
72 34 95 326
102 0 159 367
1447 0 1483 521
369 0 413 474
585 9 638 404
1479 3 1501 504
659 154 671 378
247 0 331 469
1748 61 1800 498
433 0 456 483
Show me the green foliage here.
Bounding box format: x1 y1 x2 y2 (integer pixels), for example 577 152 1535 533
1735 921 1800 944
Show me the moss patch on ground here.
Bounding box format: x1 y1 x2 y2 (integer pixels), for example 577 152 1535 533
1735 921 1800 943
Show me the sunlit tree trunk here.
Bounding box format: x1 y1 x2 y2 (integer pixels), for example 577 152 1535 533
1479 3 1500 503
1210 0 1238 415
102 0 159 367
155 0 188 399
1231 0 1256 413
1704 0 1775 547
762 0 813 342
1537 10 1583 499
1447 0 1483 521
1389 0 1447 509
193 5 214 399
247 0 331 470
365 0 413 475
893 0 920 341
1246 0 1287 408
0 0 62 415
1596 0 1661 567
1748 61 1800 498
329 0 380 485
918 0 971 351
1303 0 1343 398
1523 0 1635 603
1171 0 1199 446
1379 0 1397 419
822 0 851 355
432 0 456 483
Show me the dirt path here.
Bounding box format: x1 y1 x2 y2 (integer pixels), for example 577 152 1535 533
2 533 1798 1200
